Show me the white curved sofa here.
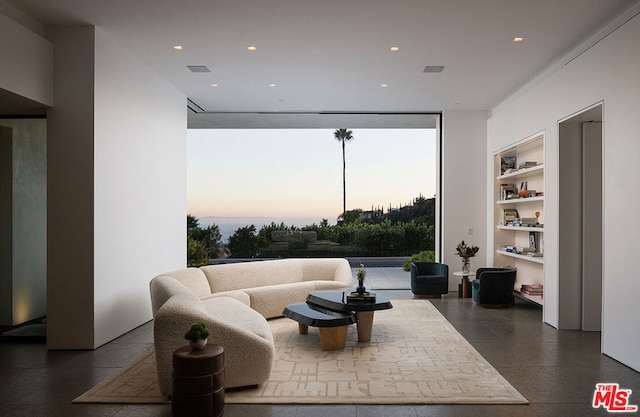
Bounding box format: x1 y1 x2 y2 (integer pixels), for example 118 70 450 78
150 258 353 396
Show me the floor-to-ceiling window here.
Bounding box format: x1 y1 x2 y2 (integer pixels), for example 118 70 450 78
186 114 441 264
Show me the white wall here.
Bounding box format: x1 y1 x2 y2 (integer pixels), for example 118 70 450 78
0 11 52 106
442 110 488 289
47 26 186 349
487 9 640 371
93 28 186 347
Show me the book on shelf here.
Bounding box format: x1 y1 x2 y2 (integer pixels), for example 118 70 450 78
500 183 517 200
520 284 543 295
518 161 538 169
529 231 537 249
501 208 518 225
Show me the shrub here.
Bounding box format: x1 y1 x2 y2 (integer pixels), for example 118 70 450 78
403 250 436 271
187 236 209 267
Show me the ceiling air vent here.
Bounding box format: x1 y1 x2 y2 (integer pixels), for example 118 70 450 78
423 66 445 73
187 65 211 73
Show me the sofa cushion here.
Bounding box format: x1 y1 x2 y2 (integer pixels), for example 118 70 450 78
242 282 315 318
200 259 304 293
201 297 273 340
202 290 251 306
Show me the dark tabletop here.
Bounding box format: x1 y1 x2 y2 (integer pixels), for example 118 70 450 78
306 290 393 313
282 303 357 328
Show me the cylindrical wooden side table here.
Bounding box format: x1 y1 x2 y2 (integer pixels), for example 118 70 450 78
172 344 224 417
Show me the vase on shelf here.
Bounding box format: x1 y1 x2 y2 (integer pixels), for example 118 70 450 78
356 280 366 295
461 257 471 274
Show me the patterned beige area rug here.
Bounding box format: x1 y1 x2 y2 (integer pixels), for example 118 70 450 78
73 348 168 404
74 300 528 405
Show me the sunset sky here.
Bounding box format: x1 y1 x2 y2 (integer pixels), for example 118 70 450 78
187 128 436 224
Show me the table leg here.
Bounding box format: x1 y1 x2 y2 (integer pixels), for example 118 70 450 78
298 323 309 335
319 326 348 351
356 311 374 342
461 276 471 298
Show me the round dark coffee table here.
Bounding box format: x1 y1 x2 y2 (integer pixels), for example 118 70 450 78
282 303 356 351
306 290 393 342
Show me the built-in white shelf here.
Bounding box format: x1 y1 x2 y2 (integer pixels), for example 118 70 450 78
497 225 544 232
513 289 543 306
496 196 544 205
497 164 544 180
494 132 545 309
496 249 544 264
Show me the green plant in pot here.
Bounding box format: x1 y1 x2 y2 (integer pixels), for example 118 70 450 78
184 322 210 350
356 263 366 295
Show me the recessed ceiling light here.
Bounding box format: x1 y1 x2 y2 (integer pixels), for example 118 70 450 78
187 65 211 73
173 45 183 51
390 46 399 52
269 83 277 87
380 83 388 88
423 65 445 73
247 46 257 51
211 83 219 87
513 37 524 43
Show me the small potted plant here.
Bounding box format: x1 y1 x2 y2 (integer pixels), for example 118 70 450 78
356 263 367 295
184 322 210 350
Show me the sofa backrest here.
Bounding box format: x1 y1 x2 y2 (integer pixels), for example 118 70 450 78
200 259 304 293
158 267 211 298
300 258 352 284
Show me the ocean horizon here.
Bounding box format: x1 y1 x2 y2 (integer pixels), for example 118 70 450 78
198 216 332 242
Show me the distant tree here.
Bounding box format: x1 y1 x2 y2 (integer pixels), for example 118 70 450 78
228 225 258 258
333 128 354 219
187 214 222 260
187 214 199 230
341 209 364 225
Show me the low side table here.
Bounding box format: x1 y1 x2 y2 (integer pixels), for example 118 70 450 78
172 344 224 417
453 271 476 298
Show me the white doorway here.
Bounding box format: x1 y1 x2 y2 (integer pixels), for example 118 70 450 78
558 103 603 331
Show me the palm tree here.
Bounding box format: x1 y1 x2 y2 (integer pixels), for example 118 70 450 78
333 128 354 219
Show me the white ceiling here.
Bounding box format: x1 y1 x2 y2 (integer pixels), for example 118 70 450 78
2 0 638 127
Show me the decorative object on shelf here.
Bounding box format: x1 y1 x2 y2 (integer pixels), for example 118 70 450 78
184 322 210 350
356 263 366 295
500 155 516 175
347 291 377 303
455 240 479 274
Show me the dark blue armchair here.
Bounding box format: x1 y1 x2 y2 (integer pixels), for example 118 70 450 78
410 262 449 297
471 267 516 307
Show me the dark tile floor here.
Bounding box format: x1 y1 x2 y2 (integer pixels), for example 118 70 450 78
1 289 639 417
